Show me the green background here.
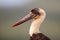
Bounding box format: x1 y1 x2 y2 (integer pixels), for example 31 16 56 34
0 0 60 40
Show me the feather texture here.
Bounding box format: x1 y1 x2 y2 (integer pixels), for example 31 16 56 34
30 33 50 40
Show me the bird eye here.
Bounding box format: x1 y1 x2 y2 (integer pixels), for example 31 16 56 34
31 8 40 16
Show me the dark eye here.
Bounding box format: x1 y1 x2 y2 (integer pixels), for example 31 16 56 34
31 8 40 16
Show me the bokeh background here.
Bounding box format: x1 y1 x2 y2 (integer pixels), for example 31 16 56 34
0 0 60 40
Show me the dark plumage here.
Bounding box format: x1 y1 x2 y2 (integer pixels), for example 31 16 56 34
30 33 50 40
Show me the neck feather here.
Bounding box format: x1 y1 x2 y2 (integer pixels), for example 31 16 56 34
29 9 46 36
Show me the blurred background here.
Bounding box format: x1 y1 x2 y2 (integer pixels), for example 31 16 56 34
0 0 60 40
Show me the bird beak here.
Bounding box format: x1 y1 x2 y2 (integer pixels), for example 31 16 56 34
12 12 33 27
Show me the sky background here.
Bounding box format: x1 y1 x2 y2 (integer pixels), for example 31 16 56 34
0 0 60 40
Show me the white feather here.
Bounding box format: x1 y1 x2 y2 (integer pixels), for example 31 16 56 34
29 8 46 36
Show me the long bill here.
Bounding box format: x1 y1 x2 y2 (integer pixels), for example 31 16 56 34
12 13 33 27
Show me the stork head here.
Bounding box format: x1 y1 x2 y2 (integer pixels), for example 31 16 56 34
12 8 45 27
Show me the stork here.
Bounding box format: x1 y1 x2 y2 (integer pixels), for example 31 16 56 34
12 8 50 40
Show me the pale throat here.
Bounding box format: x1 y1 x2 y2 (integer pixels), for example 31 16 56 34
29 14 45 36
